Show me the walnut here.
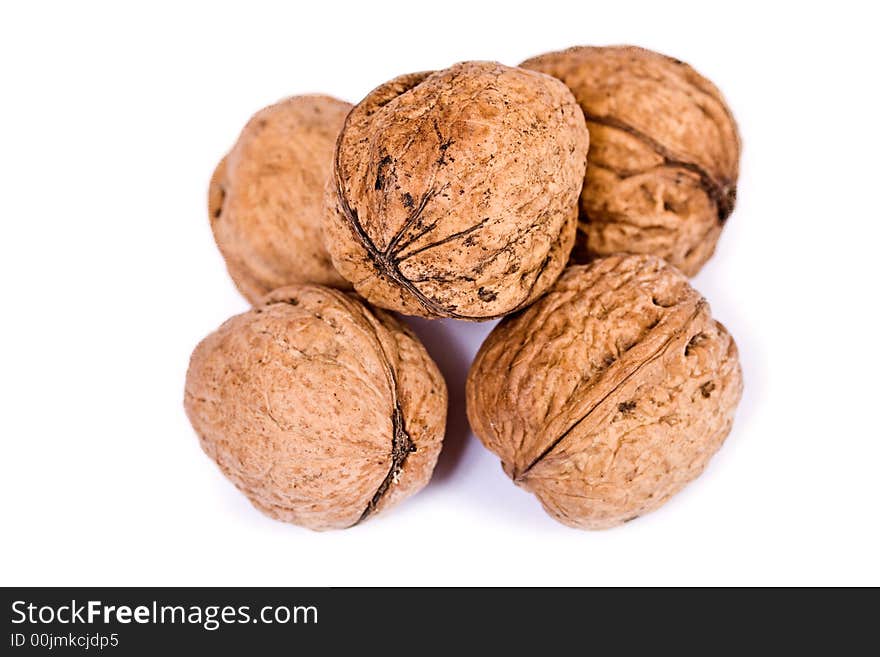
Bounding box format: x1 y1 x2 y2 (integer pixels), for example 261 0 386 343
466 255 742 529
209 95 353 304
323 61 589 320
183 285 447 530
521 46 740 276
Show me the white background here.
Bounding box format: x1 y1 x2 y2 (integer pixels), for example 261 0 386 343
2 1 878 586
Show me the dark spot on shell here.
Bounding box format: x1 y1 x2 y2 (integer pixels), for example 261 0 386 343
211 185 226 220
375 155 393 190
618 400 636 414
685 332 709 356
717 185 737 223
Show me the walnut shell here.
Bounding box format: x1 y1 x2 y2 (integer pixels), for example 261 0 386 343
209 95 353 304
184 285 447 530
521 46 740 276
466 255 742 529
323 61 589 320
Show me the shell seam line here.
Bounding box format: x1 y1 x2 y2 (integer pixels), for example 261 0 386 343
581 112 735 222
264 291 417 527
355 400 415 525
352 308 416 526
333 155 550 321
332 74 565 322
334 154 475 319
515 300 706 480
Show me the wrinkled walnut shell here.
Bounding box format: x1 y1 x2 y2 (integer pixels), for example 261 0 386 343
184 285 447 530
324 61 589 319
209 95 353 304
521 46 740 276
466 256 742 529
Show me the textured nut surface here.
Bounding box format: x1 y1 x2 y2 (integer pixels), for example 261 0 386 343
324 61 589 319
466 256 742 529
210 95 353 304
184 285 447 530
521 46 740 276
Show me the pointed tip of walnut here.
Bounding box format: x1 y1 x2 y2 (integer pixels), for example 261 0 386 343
466 255 743 529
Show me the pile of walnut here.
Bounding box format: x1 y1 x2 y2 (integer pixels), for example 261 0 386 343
185 45 743 531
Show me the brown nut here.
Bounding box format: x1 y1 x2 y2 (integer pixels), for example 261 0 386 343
466 255 742 529
323 61 589 320
521 46 740 276
209 95 353 304
184 285 447 530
